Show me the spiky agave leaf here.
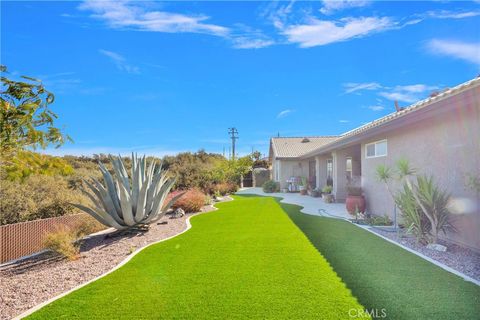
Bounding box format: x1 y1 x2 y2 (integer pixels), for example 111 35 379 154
74 154 180 230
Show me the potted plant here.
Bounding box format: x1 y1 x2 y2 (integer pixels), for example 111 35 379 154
299 177 308 195
311 188 321 198
322 185 334 203
346 186 366 215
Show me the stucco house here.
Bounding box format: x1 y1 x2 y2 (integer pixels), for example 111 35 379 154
269 77 480 250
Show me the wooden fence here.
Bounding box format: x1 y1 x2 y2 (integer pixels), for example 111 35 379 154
0 214 89 264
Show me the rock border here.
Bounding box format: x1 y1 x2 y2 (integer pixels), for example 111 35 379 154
14 197 232 320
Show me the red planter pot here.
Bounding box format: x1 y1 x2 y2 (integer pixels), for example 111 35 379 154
346 195 366 214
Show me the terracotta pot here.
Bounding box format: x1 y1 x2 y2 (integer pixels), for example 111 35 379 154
300 189 308 195
346 195 366 214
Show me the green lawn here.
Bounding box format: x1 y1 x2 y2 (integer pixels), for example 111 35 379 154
281 200 480 320
27 196 366 319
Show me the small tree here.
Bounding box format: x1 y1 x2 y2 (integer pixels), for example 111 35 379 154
0 65 71 160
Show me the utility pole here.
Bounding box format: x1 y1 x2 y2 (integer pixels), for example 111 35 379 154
228 127 239 160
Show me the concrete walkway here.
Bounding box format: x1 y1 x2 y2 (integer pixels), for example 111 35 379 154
236 187 352 219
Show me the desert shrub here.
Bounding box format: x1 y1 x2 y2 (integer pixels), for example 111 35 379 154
75 217 105 236
263 180 279 193
43 218 103 260
215 182 238 196
0 174 89 225
170 189 206 213
43 225 81 260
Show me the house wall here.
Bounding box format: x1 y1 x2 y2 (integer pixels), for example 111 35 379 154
361 94 480 250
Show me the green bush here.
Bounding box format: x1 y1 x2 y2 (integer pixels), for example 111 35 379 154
2 151 74 181
367 214 393 226
0 174 90 225
262 180 279 193
322 185 333 194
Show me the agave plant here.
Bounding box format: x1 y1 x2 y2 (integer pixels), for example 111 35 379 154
73 154 183 230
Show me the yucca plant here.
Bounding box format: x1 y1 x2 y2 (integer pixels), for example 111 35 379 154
73 154 184 230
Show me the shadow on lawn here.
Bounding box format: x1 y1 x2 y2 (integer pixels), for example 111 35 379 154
235 194 480 320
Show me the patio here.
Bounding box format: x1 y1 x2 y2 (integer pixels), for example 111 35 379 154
236 187 352 219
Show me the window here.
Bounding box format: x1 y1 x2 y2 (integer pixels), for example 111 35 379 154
365 140 387 158
326 159 333 186
275 160 280 181
346 157 352 182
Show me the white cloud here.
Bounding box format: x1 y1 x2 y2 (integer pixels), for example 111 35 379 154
368 105 385 111
277 109 293 118
343 82 382 93
345 81 439 103
339 119 350 123
320 0 370 15
425 10 480 19
231 37 275 49
426 39 480 66
99 49 140 74
79 0 229 36
282 16 393 48
379 84 439 103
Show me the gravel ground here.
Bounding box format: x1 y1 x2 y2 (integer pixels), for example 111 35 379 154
0 200 229 320
370 227 480 281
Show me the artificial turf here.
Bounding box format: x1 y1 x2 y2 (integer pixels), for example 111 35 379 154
27 196 366 319
281 200 480 320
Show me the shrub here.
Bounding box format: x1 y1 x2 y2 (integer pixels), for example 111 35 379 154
322 185 333 194
43 218 103 260
367 214 393 226
215 182 238 196
2 151 74 181
262 180 279 193
395 183 431 244
0 174 90 225
170 189 206 213
43 225 81 260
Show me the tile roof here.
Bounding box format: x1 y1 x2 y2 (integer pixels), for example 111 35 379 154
299 76 480 159
270 136 339 159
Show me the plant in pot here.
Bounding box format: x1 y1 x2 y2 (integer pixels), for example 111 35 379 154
299 177 308 195
311 188 321 198
322 185 334 203
346 185 366 215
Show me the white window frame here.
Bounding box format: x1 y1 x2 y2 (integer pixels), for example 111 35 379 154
346 157 353 180
365 139 388 159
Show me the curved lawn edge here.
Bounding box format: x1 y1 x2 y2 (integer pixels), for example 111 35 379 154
15 198 233 320
241 193 480 286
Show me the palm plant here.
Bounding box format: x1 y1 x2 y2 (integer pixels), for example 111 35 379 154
73 154 184 230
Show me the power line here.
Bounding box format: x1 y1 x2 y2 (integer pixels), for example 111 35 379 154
228 127 239 160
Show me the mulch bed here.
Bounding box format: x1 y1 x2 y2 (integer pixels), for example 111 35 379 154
371 227 480 282
0 199 229 320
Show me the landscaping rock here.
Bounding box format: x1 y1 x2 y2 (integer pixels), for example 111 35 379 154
427 243 447 252
172 208 185 219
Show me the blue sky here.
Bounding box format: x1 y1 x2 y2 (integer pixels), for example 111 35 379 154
2 1 479 158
